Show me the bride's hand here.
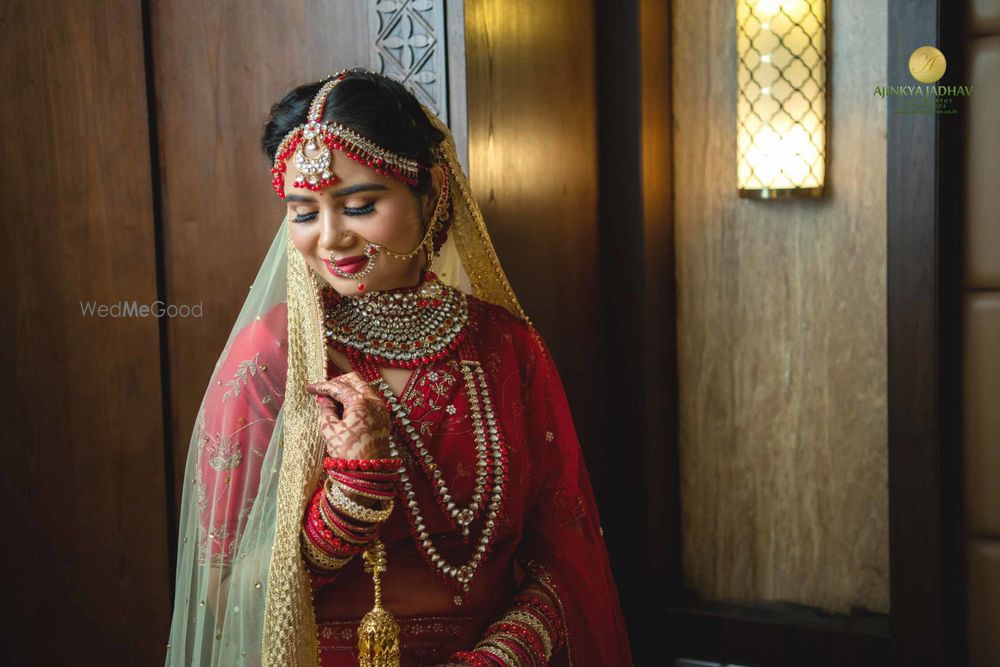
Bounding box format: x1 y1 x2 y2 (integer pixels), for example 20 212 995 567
305 373 392 460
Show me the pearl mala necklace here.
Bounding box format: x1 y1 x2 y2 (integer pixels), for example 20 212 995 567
370 359 507 601
335 287 510 604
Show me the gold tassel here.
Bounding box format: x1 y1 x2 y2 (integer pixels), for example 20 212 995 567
357 540 400 667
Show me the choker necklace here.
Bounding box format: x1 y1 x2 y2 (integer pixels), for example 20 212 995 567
321 272 469 368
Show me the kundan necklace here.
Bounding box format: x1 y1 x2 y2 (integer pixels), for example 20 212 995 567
322 272 469 368
322 274 508 605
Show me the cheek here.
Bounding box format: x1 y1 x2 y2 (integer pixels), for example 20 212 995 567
287 222 316 256
363 200 421 245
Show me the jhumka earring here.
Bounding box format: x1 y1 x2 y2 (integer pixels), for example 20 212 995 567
380 156 451 265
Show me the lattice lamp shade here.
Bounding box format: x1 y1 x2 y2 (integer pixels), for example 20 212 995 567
737 0 827 198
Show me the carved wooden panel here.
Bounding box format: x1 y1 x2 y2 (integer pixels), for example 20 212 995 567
371 0 450 122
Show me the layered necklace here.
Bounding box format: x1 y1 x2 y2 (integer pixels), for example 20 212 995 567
321 274 508 605
322 272 469 368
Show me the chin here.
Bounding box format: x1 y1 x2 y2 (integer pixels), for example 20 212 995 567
324 278 369 295
318 268 388 296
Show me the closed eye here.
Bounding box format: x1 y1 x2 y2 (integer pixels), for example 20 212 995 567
292 211 318 223
343 202 375 217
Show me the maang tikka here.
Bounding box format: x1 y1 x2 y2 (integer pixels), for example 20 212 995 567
269 69 424 198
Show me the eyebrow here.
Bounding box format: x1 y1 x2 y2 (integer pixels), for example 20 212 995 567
284 183 390 202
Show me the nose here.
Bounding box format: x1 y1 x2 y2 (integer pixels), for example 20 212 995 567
317 210 353 252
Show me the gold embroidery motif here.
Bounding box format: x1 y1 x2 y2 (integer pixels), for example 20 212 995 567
208 434 243 471
223 352 263 401
415 366 458 411
317 615 471 648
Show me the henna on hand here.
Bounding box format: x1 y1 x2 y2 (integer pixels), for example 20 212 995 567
306 372 391 460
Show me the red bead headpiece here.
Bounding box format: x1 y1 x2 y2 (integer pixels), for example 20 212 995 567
269 70 425 198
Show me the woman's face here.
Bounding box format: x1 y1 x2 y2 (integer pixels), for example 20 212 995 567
283 147 443 296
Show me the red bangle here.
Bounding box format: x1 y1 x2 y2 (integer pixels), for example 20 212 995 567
304 506 359 558
305 493 364 556
448 650 503 667
514 591 563 645
485 622 546 663
323 456 402 472
327 470 397 494
320 491 381 541
307 487 368 552
329 473 397 499
488 635 534 666
518 603 561 650
315 500 373 552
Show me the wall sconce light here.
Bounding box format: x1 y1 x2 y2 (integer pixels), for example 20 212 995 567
737 0 827 198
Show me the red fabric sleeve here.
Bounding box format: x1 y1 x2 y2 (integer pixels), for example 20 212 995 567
195 303 288 566
513 326 634 667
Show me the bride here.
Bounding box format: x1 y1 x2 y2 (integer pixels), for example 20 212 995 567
165 68 632 667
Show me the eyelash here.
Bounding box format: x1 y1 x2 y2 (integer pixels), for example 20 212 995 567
292 202 375 223
344 202 375 217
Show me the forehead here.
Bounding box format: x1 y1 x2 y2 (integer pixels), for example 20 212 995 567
281 147 398 201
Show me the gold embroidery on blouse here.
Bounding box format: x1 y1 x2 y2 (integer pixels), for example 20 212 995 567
416 367 458 411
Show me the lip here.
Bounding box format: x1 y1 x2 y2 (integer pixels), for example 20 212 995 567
333 254 366 267
324 256 368 275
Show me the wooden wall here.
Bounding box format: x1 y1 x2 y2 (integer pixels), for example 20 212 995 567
0 1 170 663
672 0 891 613
464 1 603 477
0 1 380 663
961 2 1000 663
148 1 375 526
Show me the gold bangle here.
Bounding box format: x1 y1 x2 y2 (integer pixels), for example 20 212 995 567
325 476 395 523
329 476 396 501
300 529 352 571
505 610 553 659
487 632 540 667
318 496 376 545
477 642 523 667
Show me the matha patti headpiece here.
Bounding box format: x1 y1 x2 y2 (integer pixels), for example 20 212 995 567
270 70 425 198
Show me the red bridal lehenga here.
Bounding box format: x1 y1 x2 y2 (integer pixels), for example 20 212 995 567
164 73 632 667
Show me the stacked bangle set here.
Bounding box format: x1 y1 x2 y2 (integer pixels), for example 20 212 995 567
300 456 402 573
449 589 564 666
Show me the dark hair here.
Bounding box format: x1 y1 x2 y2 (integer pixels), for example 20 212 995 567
261 69 445 195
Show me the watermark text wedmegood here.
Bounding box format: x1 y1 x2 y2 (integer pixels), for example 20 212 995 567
79 300 203 318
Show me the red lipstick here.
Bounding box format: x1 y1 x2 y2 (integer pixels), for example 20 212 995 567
324 255 368 275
